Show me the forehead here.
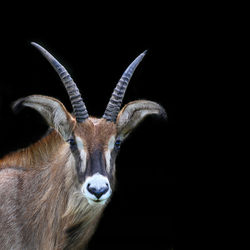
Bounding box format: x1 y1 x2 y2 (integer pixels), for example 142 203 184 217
74 118 117 148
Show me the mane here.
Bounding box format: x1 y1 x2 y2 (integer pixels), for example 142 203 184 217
0 129 67 170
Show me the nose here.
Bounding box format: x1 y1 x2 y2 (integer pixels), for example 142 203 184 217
87 183 109 199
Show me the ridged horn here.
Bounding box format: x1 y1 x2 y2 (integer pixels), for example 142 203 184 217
31 42 89 123
103 50 147 122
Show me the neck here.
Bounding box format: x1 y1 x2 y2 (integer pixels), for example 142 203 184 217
0 130 106 249
0 130 66 169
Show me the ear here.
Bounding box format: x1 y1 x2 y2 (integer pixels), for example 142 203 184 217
116 100 167 140
12 95 76 141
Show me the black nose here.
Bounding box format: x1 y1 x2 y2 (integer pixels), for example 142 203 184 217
87 183 109 199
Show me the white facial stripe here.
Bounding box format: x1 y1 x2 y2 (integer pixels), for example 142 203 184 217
108 135 116 150
105 136 115 173
75 136 84 150
105 151 111 173
75 136 87 173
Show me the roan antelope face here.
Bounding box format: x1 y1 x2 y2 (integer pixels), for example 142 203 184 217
71 119 117 205
13 43 166 205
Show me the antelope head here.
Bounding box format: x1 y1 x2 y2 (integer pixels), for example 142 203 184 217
13 43 166 205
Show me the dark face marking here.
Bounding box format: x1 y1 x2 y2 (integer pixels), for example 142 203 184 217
86 149 107 177
68 119 118 185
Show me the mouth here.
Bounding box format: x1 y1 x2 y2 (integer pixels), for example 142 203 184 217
87 198 107 205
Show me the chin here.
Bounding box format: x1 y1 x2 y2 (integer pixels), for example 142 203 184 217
87 198 108 206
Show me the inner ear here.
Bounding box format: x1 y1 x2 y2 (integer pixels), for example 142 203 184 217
12 95 76 141
116 100 166 140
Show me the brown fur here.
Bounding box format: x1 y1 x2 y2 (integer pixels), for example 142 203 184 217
0 120 115 250
75 118 117 152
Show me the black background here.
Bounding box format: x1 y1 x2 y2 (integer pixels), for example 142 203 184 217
0 6 210 249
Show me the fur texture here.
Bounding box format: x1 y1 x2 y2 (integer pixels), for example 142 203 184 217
0 130 105 249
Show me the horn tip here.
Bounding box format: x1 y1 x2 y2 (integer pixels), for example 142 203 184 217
30 42 47 54
30 42 46 53
30 41 40 48
137 49 147 62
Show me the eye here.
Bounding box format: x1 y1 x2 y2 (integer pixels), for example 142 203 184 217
114 139 122 150
67 137 77 149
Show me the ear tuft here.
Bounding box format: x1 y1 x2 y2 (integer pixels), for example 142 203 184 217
158 104 168 120
12 98 26 113
116 100 167 140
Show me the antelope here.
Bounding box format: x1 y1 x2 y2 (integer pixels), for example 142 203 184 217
0 42 166 250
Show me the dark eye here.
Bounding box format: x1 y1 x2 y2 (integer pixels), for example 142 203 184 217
67 137 76 148
115 139 122 150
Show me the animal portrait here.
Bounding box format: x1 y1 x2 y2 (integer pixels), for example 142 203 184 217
0 42 167 249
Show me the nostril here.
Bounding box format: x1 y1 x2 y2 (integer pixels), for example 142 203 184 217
87 184 109 199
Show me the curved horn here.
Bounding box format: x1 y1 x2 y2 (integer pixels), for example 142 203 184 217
31 42 89 123
103 50 147 122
